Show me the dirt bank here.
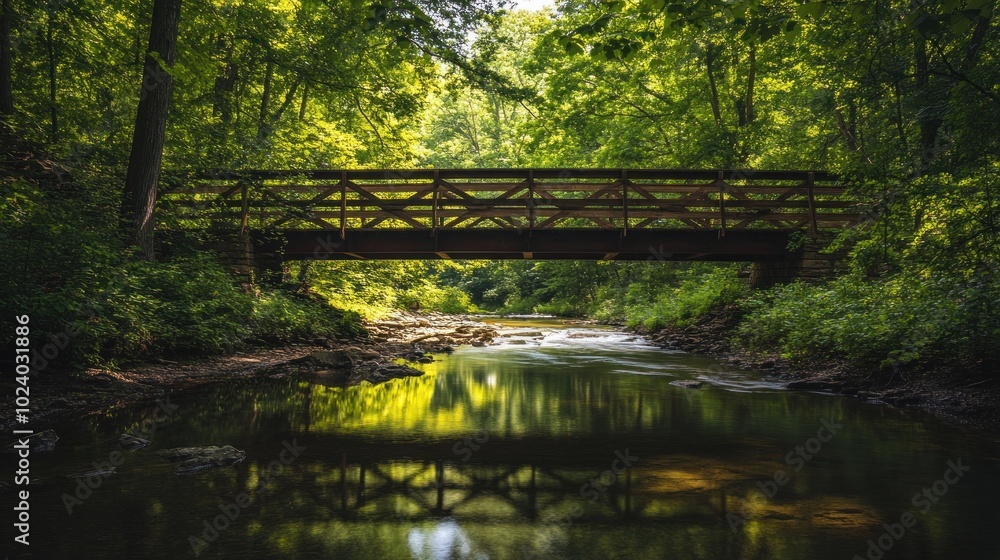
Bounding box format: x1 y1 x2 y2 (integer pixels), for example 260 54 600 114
640 306 1000 433
0 311 497 433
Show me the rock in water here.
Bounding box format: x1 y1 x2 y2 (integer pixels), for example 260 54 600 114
365 364 424 385
786 380 835 391
309 350 355 368
4 429 59 453
670 380 704 389
157 445 247 475
119 434 152 451
505 331 544 337
65 467 116 479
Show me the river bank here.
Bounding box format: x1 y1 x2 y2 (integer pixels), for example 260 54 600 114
639 306 1000 433
0 311 498 433
6 307 997 439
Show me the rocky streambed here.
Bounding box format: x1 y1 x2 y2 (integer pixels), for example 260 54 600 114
0 311 500 434
0 312 504 481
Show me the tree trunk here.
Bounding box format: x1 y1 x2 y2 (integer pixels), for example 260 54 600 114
744 43 755 126
121 0 182 259
0 0 13 121
46 8 57 143
834 100 857 151
269 76 300 128
913 38 941 174
705 44 722 127
298 83 308 120
257 57 273 142
213 37 237 124
296 260 311 293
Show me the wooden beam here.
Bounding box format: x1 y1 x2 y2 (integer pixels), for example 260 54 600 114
806 171 818 235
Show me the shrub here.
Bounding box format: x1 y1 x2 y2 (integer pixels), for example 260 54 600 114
627 266 747 330
250 290 364 342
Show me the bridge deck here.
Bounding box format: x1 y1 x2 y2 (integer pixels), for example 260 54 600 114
158 168 865 260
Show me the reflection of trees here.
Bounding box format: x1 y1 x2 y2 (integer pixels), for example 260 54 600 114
33 351 1000 560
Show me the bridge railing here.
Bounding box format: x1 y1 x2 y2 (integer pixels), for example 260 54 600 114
157 169 863 235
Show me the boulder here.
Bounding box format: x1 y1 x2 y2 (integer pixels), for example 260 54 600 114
119 433 152 451
365 364 424 385
670 380 704 389
65 466 116 479
567 332 603 339
342 346 381 362
158 445 247 475
310 350 355 368
5 429 59 453
506 331 544 337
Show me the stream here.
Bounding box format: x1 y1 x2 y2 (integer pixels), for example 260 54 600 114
15 321 1000 559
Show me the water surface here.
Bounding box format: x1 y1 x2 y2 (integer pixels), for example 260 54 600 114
18 324 1000 559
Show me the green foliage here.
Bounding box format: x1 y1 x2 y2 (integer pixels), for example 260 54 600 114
628 266 748 331
3 0 999 378
397 284 477 314
737 273 1000 370
108 254 253 358
250 290 364 343
301 260 478 319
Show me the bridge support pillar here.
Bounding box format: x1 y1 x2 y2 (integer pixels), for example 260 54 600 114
748 233 850 289
748 258 795 289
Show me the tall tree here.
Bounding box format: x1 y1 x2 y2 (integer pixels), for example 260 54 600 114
0 0 13 122
121 0 181 258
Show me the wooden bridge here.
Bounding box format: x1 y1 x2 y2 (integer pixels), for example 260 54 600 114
158 168 864 262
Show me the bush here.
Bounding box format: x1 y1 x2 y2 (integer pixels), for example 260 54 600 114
250 290 364 342
737 273 1000 370
396 282 477 314
627 266 747 331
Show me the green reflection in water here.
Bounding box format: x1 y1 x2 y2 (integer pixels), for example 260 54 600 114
21 327 1000 560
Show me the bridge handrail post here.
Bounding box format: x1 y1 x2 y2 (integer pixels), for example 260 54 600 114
717 170 726 237
528 169 535 233
433 170 441 231
806 171 817 235
621 169 629 236
238 180 250 237
340 170 347 239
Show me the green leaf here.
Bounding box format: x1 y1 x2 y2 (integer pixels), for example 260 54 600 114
565 40 585 56
950 13 973 34
592 14 614 32
796 2 827 19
